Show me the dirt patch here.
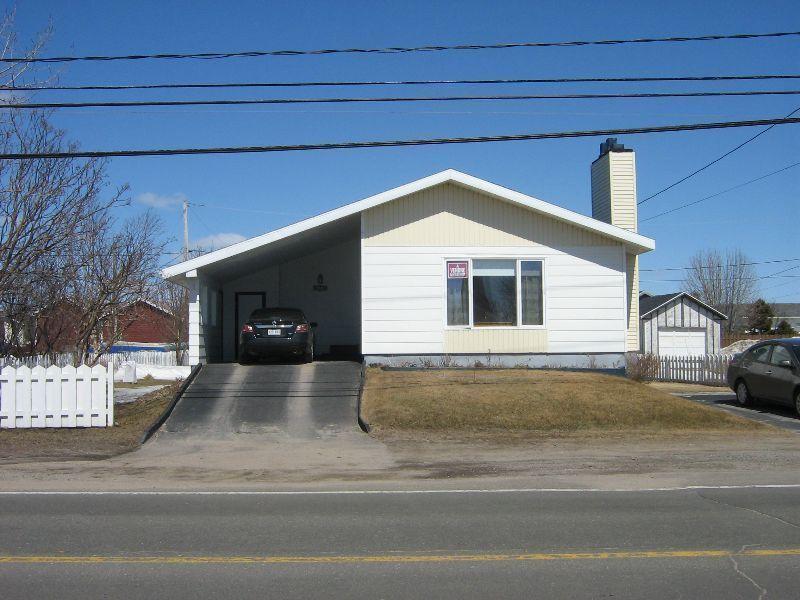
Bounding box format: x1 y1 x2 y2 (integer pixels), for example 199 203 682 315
362 368 766 435
0 382 180 462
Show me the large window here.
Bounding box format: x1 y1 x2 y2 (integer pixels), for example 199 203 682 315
445 258 544 328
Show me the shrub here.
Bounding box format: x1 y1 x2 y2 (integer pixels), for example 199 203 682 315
626 353 659 381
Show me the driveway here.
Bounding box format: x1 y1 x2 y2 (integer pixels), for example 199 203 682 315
129 361 396 480
162 361 363 438
677 391 800 433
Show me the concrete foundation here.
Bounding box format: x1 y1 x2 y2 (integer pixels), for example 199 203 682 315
364 353 626 372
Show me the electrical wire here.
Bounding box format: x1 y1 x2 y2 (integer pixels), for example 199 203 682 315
640 258 800 272
638 105 800 204
6 73 800 91
640 161 800 222
4 31 798 63
7 89 800 110
2 116 799 160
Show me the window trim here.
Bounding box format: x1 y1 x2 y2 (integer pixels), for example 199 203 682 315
443 256 546 331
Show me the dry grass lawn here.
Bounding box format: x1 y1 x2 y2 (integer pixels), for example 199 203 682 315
115 375 174 389
0 382 180 462
362 368 764 434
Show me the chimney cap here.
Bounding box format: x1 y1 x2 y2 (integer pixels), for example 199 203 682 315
598 137 632 157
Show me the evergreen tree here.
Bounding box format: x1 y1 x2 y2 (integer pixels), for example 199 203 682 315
775 320 797 336
747 299 775 333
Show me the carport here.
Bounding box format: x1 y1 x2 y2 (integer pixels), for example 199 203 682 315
165 214 360 364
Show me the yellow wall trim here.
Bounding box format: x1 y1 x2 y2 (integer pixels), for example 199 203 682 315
444 328 548 354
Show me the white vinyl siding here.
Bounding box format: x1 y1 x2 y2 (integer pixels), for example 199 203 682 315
361 181 629 355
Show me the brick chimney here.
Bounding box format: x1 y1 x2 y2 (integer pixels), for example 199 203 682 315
590 138 637 232
591 138 640 351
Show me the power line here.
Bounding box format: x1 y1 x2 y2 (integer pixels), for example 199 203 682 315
6 73 800 91
639 105 800 204
8 89 800 110
640 258 800 272
2 116 799 160
642 275 800 282
640 160 800 222
4 31 799 63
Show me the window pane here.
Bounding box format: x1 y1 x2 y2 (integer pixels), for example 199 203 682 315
521 260 543 325
447 278 469 326
770 345 792 365
472 260 516 326
747 345 771 362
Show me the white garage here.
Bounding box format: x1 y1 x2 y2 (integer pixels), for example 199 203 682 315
640 292 727 356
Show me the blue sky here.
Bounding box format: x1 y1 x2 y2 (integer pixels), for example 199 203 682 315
12 0 800 301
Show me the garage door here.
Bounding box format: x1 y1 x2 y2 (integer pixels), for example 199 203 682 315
658 330 706 356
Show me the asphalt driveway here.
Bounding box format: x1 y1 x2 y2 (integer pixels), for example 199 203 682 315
678 391 800 433
162 361 363 439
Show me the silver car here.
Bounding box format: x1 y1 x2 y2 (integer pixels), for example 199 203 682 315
727 339 800 416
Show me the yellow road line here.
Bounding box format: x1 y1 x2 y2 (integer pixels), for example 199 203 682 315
1 548 800 565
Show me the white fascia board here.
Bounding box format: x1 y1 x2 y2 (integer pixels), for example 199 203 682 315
162 169 655 279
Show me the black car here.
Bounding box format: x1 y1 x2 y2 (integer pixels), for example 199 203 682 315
239 307 317 364
727 338 800 416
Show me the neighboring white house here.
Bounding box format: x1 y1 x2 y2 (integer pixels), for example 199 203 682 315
163 138 655 369
639 291 727 356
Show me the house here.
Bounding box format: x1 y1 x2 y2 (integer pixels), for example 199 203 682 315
769 303 800 332
639 292 727 356
106 299 180 348
26 299 179 354
162 138 655 369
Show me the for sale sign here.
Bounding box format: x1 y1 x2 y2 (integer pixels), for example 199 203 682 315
447 261 468 279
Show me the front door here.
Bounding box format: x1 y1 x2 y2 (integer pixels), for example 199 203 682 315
235 292 266 359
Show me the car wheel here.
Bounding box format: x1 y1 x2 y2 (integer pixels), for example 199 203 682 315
736 381 753 407
239 351 252 365
304 345 314 364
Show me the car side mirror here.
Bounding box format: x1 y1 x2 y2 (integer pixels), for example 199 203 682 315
310 322 318 328
779 359 793 369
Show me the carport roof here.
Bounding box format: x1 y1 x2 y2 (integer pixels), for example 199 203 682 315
162 169 656 280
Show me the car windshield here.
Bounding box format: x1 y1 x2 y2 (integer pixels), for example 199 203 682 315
249 308 305 321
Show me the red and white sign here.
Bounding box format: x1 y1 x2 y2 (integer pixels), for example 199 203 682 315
447 261 468 279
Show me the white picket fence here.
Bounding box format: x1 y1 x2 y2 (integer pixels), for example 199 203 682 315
0 350 187 369
0 364 114 428
654 354 734 386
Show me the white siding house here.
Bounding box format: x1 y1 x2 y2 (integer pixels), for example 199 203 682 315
163 139 655 368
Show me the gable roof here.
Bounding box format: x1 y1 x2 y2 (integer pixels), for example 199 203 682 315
640 291 728 320
163 169 655 279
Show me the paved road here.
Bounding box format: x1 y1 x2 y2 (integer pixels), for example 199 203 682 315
681 391 800 433
0 487 799 598
162 361 363 438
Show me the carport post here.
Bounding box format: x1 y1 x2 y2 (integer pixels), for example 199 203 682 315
186 270 204 366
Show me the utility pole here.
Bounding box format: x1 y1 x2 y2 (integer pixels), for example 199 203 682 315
182 199 189 262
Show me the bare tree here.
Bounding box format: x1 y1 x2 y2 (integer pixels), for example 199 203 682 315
67 211 165 365
151 279 190 365
682 249 756 333
0 13 129 356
